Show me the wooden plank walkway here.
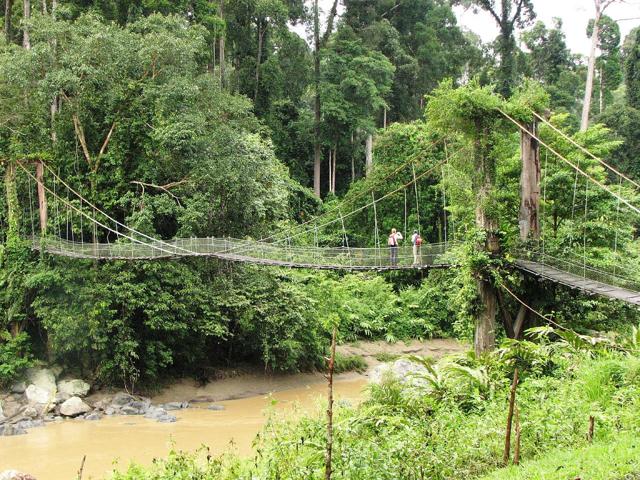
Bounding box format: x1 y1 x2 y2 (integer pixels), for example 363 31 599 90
515 259 640 306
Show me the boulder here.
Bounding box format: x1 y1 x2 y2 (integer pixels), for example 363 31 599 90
144 406 167 420
84 413 101 421
207 405 225 411
54 392 71 405
110 392 135 407
22 406 38 419
57 379 90 398
25 368 56 394
157 414 177 423
0 401 3 418
161 401 189 410
10 381 26 394
0 424 26 436
14 419 44 430
369 359 429 388
0 471 37 480
25 385 54 406
60 397 91 417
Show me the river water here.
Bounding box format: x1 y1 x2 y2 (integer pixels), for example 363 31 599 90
0 375 367 480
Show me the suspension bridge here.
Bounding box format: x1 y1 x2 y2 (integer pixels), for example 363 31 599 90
11 107 640 306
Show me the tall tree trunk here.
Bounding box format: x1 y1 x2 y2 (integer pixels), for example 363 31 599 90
599 66 604 113
313 0 321 196
365 134 373 177
4 160 19 241
50 0 57 142
474 125 498 356
22 0 30 49
332 146 337 193
581 8 601 131
219 0 225 86
324 326 337 480
5 0 13 41
36 160 47 234
328 148 332 194
519 120 540 241
254 21 264 104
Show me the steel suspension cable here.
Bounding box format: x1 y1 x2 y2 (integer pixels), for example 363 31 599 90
531 110 640 190
277 153 458 245
412 164 421 236
498 108 640 216
41 163 190 255
253 137 446 245
17 162 179 257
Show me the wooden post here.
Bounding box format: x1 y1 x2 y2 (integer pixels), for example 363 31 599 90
35 160 48 235
503 367 519 464
587 415 595 442
513 405 521 465
519 119 540 241
324 326 337 480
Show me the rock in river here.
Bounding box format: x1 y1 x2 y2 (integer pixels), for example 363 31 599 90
60 397 92 417
57 379 90 398
0 471 37 480
25 368 56 394
25 385 54 407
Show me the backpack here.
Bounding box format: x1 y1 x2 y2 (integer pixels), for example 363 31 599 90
415 235 422 246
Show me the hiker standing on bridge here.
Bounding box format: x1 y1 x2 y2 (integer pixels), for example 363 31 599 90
388 228 403 266
411 230 422 265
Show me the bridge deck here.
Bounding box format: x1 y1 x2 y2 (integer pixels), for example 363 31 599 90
31 237 456 271
515 259 640 306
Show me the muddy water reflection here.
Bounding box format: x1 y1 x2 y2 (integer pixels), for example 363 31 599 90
0 376 366 480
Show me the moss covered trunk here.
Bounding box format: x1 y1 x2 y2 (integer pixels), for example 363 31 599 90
474 125 498 356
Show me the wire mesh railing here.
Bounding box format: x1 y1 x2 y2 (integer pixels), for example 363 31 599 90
30 236 459 270
513 248 640 294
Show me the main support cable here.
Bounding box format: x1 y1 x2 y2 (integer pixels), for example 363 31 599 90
41 163 192 255
499 108 640 216
531 110 640 190
17 162 179 257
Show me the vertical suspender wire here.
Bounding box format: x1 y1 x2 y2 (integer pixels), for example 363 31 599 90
541 150 548 276
403 189 408 240
28 173 36 239
440 164 447 248
583 179 588 280
314 223 318 267
444 140 456 241
568 158 580 251
80 197 84 255
53 169 62 252
372 192 380 266
67 185 73 243
338 209 351 267
412 164 421 236
613 177 622 276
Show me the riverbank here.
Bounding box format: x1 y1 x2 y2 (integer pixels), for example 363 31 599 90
0 339 465 479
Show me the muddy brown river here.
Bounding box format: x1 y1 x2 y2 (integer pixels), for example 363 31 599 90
0 375 366 480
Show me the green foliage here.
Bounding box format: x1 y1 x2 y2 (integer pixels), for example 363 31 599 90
333 352 367 374
0 331 33 387
481 433 640 480
113 347 640 479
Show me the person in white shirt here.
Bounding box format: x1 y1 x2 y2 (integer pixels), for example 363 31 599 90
388 228 403 266
411 230 422 265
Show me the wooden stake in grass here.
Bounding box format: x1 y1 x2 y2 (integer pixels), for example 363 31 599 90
513 405 521 465
587 415 595 443
325 326 337 480
503 367 519 465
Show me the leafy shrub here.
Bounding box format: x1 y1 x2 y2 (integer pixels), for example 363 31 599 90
0 331 33 387
333 353 367 374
